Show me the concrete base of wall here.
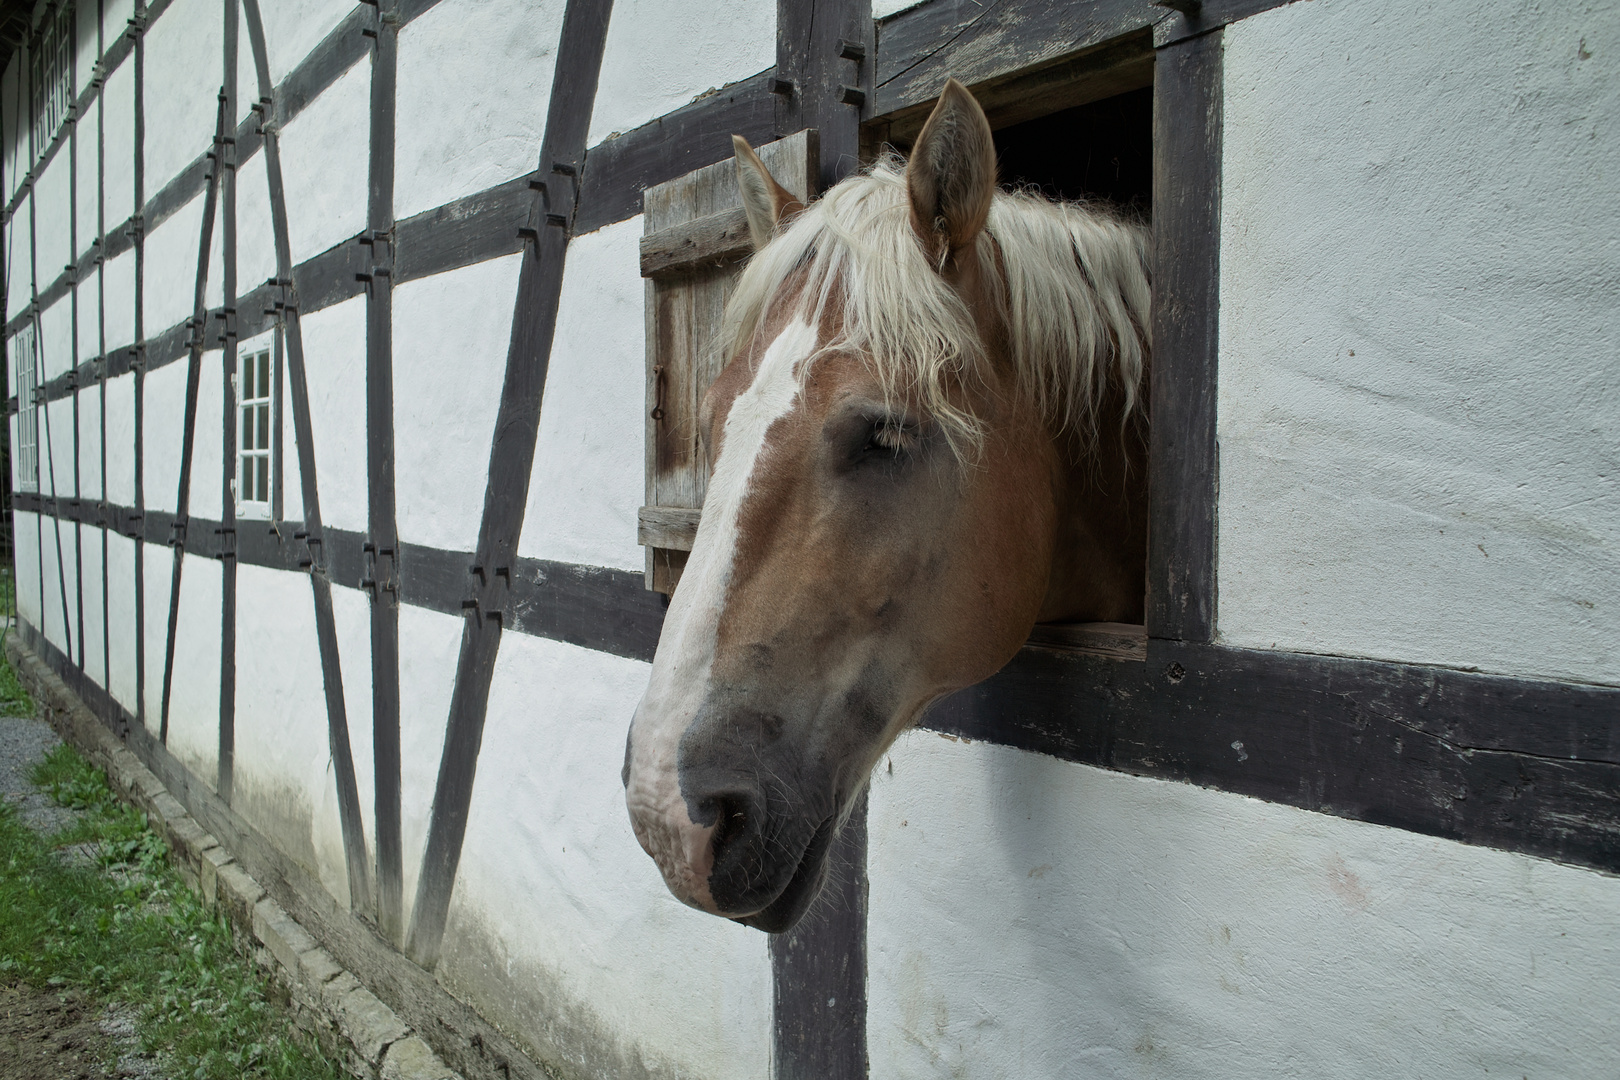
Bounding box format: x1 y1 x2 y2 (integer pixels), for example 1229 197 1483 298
6 630 552 1080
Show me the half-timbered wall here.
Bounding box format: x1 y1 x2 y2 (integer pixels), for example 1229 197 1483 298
4 1 1617 1078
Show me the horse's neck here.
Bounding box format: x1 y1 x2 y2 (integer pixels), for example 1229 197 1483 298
1038 388 1149 625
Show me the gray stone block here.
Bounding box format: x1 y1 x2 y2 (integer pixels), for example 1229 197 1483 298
215 862 265 924
253 897 319 976
381 1036 462 1080
298 946 344 987
199 845 233 906
332 982 411 1066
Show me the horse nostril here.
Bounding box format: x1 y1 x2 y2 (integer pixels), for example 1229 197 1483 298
704 791 766 878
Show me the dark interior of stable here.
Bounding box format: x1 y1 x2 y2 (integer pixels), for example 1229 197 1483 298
993 85 1153 218
995 84 1154 631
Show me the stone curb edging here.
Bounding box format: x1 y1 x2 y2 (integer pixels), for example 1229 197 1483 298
5 637 462 1080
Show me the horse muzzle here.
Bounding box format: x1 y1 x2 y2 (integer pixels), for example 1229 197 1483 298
624 703 844 933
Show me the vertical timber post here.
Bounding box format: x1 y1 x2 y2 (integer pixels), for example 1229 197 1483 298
365 0 404 944
772 3 871 1077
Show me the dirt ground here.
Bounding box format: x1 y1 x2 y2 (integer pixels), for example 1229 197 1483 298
0 715 166 1080
0 982 117 1080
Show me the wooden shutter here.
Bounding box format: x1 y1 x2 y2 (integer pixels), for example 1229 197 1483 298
638 130 819 594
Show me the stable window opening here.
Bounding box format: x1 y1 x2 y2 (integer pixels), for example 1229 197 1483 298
12 326 39 494
865 38 1155 661
235 347 274 519
30 3 73 158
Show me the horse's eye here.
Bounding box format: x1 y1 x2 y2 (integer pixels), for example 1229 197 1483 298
863 419 918 458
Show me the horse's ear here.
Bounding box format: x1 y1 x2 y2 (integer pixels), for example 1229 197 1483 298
906 78 997 266
733 135 806 250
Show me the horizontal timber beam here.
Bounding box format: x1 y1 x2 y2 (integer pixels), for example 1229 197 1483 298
13 491 1618 877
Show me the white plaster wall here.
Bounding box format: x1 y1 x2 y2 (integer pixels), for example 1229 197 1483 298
102 247 135 353
35 145 74 295
278 55 369 266
77 382 102 500
1217 0 1620 685
6 196 31 316
142 190 226 344
395 601 458 932
141 360 185 515
234 0 355 125
75 96 98 260
141 0 222 196
586 0 774 147
234 563 347 892
105 532 138 717
102 61 135 229
394 0 566 221
520 216 644 570
76 271 99 366
13 512 41 628
121 346 219 519
164 555 222 789
391 253 521 553
234 149 278 303
38 296 71 383
80 526 105 687
141 540 171 730
43 398 76 500
871 0 925 19
438 633 772 1080
74 0 99 99
313 582 376 909
104 372 135 506
39 515 75 661
39 294 73 383
190 350 225 522
300 294 368 534
281 352 306 523
868 730 1620 1079
3 58 19 205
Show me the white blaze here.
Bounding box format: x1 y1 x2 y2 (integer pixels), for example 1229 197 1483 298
625 319 816 907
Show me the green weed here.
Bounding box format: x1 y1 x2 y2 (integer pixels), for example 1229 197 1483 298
0 645 32 714
0 740 350 1080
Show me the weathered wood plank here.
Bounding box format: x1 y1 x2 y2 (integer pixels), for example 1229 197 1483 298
1146 30 1222 642
639 206 753 278
637 505 702 550
873 0 1162 119
928 638 1620 875
641 130 818 595
1025 620 1148 661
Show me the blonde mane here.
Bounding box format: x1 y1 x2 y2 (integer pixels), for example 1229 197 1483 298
723 156 1152 455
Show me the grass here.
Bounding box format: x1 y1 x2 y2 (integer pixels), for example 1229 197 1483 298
0 739 352 1079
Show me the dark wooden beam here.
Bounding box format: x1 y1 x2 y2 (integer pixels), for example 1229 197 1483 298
365 0 405 947
17 487 1620 876
1146 27 1221 642
403 0 615 971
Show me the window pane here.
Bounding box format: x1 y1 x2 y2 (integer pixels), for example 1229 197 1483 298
257 404 269 449
242 406 254 451
259 352 271 399
257 457 269 503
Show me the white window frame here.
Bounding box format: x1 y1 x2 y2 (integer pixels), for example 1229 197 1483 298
234 346 274 519
30 3 73 158
13 325 39 494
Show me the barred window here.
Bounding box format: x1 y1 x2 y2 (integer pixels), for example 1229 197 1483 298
30 3 73 157
13 326 39 494
236 348 274 517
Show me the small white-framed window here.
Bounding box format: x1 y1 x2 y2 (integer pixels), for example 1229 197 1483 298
235 347 274 518
30 3 73 157
12 325 39 494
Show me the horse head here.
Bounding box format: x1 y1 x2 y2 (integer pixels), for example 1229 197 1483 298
624 80 1152 931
